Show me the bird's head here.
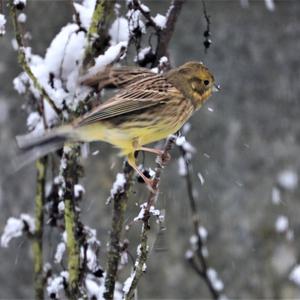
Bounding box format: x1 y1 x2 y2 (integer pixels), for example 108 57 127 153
166 61 219 110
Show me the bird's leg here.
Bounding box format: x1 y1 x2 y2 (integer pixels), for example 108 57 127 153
140 146 171 162
127 153 155 192
140 147 164 156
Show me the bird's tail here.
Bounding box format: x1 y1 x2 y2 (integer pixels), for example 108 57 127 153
14 125 74 170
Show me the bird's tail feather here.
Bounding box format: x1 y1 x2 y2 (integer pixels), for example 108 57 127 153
14 125 74 170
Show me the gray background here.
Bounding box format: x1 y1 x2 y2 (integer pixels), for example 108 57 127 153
1 0 300 299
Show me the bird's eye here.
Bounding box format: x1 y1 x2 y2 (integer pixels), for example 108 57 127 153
204 80 210 86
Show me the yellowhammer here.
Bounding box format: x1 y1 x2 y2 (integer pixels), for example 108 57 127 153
17 61 219 187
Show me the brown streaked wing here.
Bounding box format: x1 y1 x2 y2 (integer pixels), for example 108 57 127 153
76 74 178 127
82 65 154 90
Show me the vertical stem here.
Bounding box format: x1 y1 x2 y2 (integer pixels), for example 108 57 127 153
32 157 47 300
62 146 81 299
64 198 80 298
104 163 134 300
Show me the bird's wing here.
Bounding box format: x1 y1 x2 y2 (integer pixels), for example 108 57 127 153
81 65 154 90
75 74 178 127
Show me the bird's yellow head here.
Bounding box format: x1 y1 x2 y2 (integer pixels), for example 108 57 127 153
166 61 219 110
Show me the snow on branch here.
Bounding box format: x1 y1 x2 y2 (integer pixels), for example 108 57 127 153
1 214 35 247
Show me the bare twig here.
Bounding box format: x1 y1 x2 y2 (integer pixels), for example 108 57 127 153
153 0 185 66
179 145 222 300
103 162 134 300
124 135 176 300
132 0 159 30
9 1 60 115
202 0 212 52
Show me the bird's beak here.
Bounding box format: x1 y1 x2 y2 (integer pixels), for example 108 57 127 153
212 84 221 93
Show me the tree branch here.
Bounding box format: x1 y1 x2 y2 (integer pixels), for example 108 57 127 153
32 157 47 300
153 0 185 66
179 145 223 300
60 146 82 299
103 162 134 300
9 1 60 115
124 135 176 300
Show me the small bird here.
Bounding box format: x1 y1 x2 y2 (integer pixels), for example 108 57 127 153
17 61 219 187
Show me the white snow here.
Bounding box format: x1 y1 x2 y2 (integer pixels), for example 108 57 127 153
13 72 27 94
120 251 128 266
265 0 275 11
182 123 191 134
17 13 27 23
271 187 281 205
203 153 210 159
110 173 126 197
84 246 98 272
20 214 35 233
1 213 36 247
13 0 26 6
175 136 186 147
26 112 41 131
127 9 146 34
84 42 127 79
190 235 198 246
185 249 193 259
109 17 129 45
11 38 18 50
73 0 96 30
149 206 160 216
123 272 135 294
135 46 151 62
47 272 68 297
197 172 205 185
289 265 300 286
54 242 66 264
0 14 6 35
140 4 150 13
198 226 208 241
176 136 196 153
85 276 104 299
178 157 187 176
1 217 24 247
134 203 148 221
277 169 298 191
58 201 65 213
92 150 100 156
74 184 85 197
275 215 289 233
153 14 167 29
12 21 92 114
207 268 224 291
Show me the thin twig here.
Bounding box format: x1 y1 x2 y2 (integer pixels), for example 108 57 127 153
132 0 159 30
153 0 185 66
32 157 47 300
202 0 212 53
124 136 176 300
103 162 134 300
179 146 222 300
9 1 60 115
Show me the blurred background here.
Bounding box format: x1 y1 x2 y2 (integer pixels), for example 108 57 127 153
1 0 300 299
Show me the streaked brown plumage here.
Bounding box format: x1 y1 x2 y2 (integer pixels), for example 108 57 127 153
17 61 218 188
